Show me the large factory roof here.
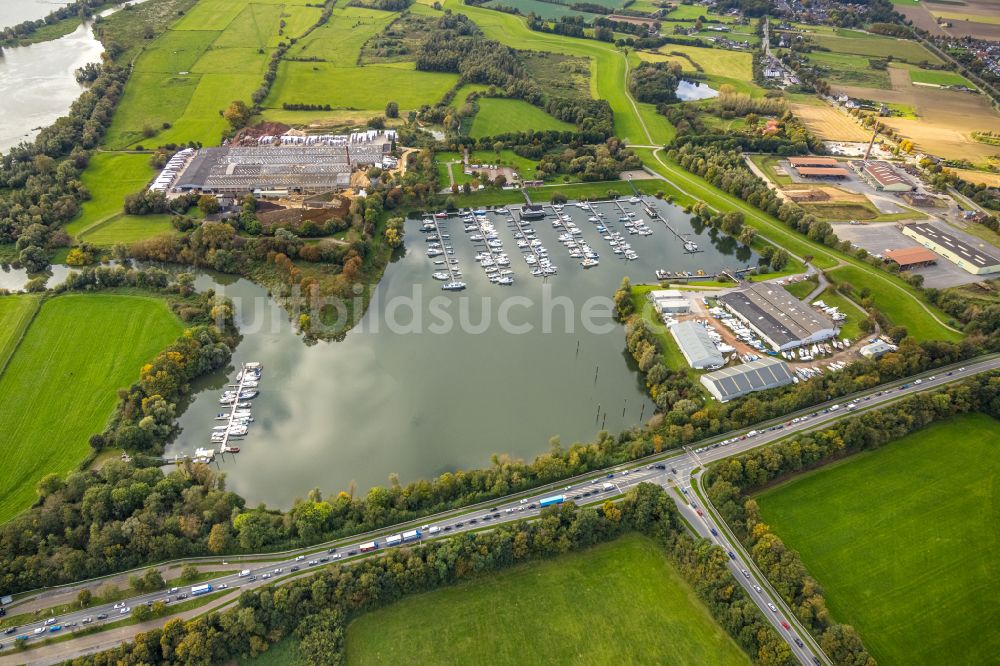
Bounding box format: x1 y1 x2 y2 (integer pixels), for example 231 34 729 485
904 223 1000 270
175 144 384 193
718 283 834 348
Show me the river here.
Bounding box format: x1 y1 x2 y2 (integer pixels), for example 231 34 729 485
0 1 151 153
160 196 756 509
3 0 72 28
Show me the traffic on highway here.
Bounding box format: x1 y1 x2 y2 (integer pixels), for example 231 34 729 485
2 359 993 665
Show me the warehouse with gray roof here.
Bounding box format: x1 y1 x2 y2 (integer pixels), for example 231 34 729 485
172 144 386 195
670 321 724 370
700 357 794 402
718 283 836 351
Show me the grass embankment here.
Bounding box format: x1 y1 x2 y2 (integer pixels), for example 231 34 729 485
755 413 1000 666
0 295 41 374
634 147 961 342
814 289 863 341
826 265 960 341
0 294 184 523
340 534 750 665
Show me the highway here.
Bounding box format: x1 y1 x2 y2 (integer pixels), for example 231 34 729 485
3 358 996 665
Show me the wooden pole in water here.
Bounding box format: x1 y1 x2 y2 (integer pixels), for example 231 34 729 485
622 399 627 418
594 365 599 384
576 340 580 357
596 404 601 423
602 413 606 429
639 403 645 422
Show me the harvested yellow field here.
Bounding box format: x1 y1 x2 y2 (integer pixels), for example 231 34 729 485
951 168 1000 187
834 68 1000 164
789 103 870 141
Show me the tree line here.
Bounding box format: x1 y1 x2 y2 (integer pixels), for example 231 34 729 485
705 372 1000 666
55 484 798 666
0 64 128 274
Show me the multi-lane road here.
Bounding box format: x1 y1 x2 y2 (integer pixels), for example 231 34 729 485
3 357 996 665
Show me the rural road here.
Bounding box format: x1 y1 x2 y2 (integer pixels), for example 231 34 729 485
4 358 997 665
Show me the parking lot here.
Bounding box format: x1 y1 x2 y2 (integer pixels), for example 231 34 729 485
833 222 983 288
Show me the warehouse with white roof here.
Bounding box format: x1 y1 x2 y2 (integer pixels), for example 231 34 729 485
670 321 724 370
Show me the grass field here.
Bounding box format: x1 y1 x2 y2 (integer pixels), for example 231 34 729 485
81 214 179 246
288 7 397 66
827 264 961 341
653 44 753 80
104 0 321 148
64 153 157 239
805 51 891 90
755 413 1000 666
808 33 941 64
0 295 40 375
468 98 575 137
484 0 600 19
908 68 977 88
343 534 749 665
782 277 818 300
266 61 457 111
0 295 184 523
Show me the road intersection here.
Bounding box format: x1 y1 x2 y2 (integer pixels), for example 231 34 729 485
3 357 996 665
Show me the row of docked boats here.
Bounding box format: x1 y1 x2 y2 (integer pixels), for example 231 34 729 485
465 210 515 285
422 215 467 291
551 212 600 268
506 209 558 276
207 362 262 453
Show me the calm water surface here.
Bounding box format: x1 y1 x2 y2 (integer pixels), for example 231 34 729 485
677 79 719 101
162 197 756 508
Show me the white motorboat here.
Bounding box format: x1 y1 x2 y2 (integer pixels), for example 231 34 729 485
442 281 467 291
496 276 513 285
432 271 450 281
580 258 599 268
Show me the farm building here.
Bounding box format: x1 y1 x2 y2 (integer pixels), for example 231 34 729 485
853 161 914 192
900 223 1000 275
884 246 938 270
170 143 387 195
700 357 794 402
787 157 840 168
670 321 724 370
794 166 851 179
718 283 837 351
860 340 897 359
648 289 691 314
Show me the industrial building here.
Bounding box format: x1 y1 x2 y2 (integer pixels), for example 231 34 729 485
853 160 913 192
860 340 897 359
901 223 1000 275
172 144 386 195
794 166 851 179
787 157 839 168
700 357 794 402
884 246 938 270
670 321 724 370
648 289 691 314
718 283 837 352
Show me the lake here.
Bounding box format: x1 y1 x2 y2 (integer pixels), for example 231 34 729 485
161 196 757 509
677 80 719 102
3 0 71 28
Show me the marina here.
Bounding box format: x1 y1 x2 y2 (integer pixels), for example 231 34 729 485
422 216 466 291
550 204 600 268
507 205 551 277
465 209 515 286
163 195 756 510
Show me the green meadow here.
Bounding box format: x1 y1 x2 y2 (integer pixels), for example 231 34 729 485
0 295 184 523
756 414 1000 666
343 534 750 665
469 98 575 137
